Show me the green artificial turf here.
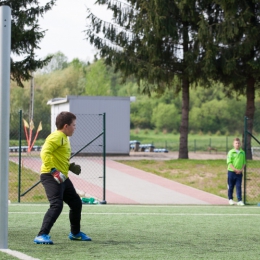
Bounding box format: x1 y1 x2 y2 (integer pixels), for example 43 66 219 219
5 204 260 260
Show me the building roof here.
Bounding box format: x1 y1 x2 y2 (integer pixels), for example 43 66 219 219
47 96 135 105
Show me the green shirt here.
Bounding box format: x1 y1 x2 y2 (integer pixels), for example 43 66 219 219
227 148 246 171
40 130 71 177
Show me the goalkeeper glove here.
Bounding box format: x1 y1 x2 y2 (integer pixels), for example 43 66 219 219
69 162 81 175
51 168 66 184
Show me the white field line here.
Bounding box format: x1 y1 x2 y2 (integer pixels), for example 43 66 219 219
0 249 40 260
8 212 260 216
8 204 256 209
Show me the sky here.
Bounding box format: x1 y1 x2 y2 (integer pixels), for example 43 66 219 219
35 0 112 63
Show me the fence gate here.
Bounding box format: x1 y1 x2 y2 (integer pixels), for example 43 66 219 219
9 111 106 204
244 116 260 205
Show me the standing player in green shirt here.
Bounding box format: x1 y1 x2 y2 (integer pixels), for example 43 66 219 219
227 137 246 206
34 111 91 244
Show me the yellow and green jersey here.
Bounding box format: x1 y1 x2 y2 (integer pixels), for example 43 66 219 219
40 130 71 177
227 148 246 171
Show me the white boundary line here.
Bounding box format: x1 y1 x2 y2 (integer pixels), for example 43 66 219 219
8 212 260 216
0 249 40 260
8 204 258 208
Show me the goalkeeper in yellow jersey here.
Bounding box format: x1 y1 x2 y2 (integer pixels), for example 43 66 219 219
34 111 91 244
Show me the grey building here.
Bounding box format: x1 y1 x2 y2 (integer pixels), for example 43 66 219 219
47 96 131 155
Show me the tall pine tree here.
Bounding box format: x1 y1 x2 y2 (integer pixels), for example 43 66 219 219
199 1 260 159
85 0 206 158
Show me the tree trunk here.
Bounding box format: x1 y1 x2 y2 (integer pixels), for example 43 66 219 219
244 77 255 160
178 78 189 159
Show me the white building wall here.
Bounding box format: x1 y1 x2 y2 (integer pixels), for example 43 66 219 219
50 102 70 132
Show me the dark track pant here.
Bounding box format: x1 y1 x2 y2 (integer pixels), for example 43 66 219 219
38 173 82 236
227 170 243 201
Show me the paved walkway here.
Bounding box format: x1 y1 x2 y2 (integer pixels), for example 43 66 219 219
102 158 228 205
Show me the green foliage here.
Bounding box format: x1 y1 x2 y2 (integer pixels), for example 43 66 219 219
86 0 203 88
198 1 260 152
10 57 87 137
85 0 260 158
85 59 111 96
189 98 245 133
5 0 57 87
41 61 86 98
200 1 260 87
130 97 155 128
129 81 249 134
151 103 180 132
10 57 260 137
85 0 211 158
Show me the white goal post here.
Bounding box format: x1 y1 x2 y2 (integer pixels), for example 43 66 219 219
0 5 11 249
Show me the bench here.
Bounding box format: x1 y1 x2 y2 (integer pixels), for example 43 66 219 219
9 146 42 153
129 140 140 152
154 148 168 153
139 144 155 152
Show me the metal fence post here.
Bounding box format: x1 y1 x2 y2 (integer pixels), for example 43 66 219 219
226 136 228 154
101 113 107 204
244 116 248 204
18 110 22 202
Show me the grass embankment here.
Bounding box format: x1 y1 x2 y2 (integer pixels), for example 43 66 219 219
9 161 47 203
118 159 228 198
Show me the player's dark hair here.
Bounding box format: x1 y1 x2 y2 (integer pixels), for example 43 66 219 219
56 111 76 130
234 137 240 142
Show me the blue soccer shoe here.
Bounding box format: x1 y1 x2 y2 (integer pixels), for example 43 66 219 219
34 234 53 244
68 231 92 241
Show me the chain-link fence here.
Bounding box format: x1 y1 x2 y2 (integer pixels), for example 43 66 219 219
133 137 233 153
9 111 106 204
244 117 260 205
